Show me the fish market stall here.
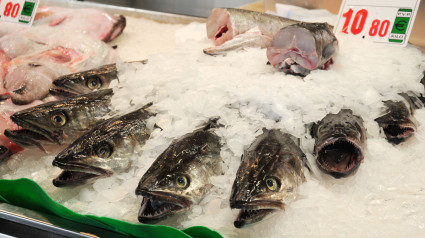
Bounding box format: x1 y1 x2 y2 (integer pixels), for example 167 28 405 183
1 0 425 238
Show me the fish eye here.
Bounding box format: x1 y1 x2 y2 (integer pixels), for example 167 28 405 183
50 112 68 127
175 175 190 189
95 142 113 158
265 177 280 191
86 76 102 90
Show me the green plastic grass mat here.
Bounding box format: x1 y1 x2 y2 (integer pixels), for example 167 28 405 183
0 178 223 238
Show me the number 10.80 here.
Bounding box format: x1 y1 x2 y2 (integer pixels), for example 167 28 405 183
342 9 390 37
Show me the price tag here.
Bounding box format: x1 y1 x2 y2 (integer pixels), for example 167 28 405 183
0 0 39 26
334 0 421 46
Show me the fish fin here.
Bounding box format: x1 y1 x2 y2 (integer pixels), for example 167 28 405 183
402 92 424 110
302 155 313 173
154 123 163 131
309 122 318 139
0 146 12 161
202 117 223 131
141 102 153 110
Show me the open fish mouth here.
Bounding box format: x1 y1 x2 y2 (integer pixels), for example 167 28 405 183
316 137 363 178
4 129 52 152
230 200 284 228
381 123 415 144
8 114 63 146
136 190 191 224
52 161 111 187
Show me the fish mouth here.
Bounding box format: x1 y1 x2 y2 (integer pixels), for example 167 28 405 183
8 115 63 147
0 146 12 161
381 123 415 145
316 137 363 178
49 86 79 97
103 15 126 42
4 129 51 152
136 189 191 224
230 200 284 228
52 160 112 187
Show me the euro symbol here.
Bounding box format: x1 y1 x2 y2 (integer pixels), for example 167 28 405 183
23 5 33 14
395 20 407 31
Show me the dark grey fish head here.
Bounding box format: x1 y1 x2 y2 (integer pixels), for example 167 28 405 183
230 129 306 228
50 64 118 97
135 126 221 224
52 106 154 187
311 109 366 178
375 94 418 144
5 89 113 151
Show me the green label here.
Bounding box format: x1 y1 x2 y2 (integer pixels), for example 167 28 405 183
21 2 35 17
391 17 410 34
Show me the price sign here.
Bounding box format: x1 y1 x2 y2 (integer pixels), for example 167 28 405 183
0 0 39 26
334 0 421 46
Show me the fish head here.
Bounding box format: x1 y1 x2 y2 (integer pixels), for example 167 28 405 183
5 61 69 105
6 89 113 149
311 109 365 178
230 130 306 228
52 107 153 187
136 130 221 223
50 64 118 97
375 99 417 144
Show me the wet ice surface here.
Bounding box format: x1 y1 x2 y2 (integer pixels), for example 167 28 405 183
2 20 425 237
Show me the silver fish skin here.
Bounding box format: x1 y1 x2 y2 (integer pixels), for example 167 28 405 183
4 89 113 151
135 119 222 224
310 109 366 178
204 8 299 55
50 63 118 97
267 22 338 76
230 129 309 228
52 104 155 187
375 93 423 144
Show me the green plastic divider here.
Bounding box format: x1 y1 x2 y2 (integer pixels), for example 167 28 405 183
0 178 223 238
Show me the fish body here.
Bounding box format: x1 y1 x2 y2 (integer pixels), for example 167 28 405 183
375 93 423 144
52 104 154 187
267 22 338 76
135 120 221 224
5 89 113 151
310 109 366 178
204 8 298 55
34 6 126 42
230 129 308 228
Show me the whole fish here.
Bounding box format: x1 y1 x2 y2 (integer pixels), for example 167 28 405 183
50 60 148 97
34 6 126 42
52 104 155 187
375 93 423 144
4 89 113 152
204 8 298 55
135 120 221 224
0 7 126 42
230 129 309 228
310 109 366 178
267 22 338 76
